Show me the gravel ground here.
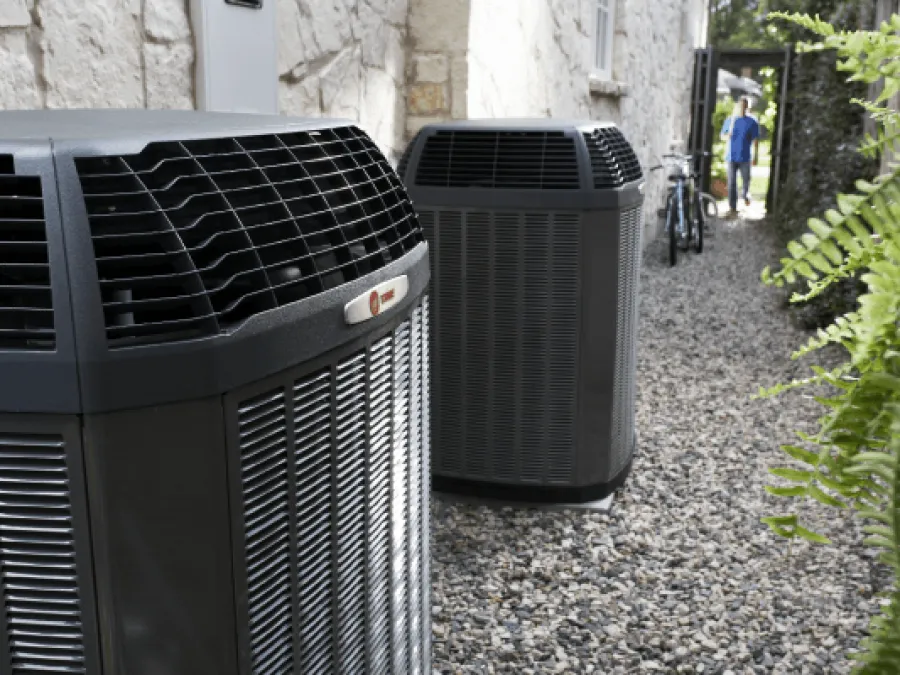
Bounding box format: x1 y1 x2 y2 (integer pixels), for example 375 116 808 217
430 216 887 674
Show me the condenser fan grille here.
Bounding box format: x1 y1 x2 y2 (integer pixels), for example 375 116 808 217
583 127 644 188
0 433 87 674
0 156 55 350
235 300 430 674
75 126 423 348
414 130 580 189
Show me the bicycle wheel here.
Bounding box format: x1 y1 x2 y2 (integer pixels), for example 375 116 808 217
666 194 677 267
678 194 690 251
693 192 704 254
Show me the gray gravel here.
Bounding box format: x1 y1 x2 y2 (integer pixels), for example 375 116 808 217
430 218 887 674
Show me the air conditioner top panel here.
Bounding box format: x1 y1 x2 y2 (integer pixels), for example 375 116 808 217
411 118 617 133
400 118 644 210
0 109 429 416
0 109 353 146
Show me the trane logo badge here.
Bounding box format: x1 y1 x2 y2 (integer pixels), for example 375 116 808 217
345 276 409 325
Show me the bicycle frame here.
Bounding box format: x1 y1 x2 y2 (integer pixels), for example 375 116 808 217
664 158 695 242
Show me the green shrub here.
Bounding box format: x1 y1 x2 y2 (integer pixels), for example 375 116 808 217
711 98 733 184
760 12 900 673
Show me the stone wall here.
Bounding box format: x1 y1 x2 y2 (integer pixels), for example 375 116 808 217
616 0 708 233
0 0 408 160
0 0 708 219
0 0 194 110
405 0 469 138
278 0 409 160
461 0 709 243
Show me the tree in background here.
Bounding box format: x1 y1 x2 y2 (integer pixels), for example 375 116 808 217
710 0 781 49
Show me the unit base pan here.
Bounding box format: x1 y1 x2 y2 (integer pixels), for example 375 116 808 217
431 454 634 507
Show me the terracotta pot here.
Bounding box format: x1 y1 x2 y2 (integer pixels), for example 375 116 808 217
710 178 728 199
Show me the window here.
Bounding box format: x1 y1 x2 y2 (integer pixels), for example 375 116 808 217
592 0 615 81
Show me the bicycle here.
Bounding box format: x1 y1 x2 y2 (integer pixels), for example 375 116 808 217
650 152 711 267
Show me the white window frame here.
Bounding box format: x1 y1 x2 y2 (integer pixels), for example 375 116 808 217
591 0 615 82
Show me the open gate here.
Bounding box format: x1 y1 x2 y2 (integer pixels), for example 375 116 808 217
688 47 719 196
688 46 795 214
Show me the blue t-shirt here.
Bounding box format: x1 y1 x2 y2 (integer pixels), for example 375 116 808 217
720 115 759 163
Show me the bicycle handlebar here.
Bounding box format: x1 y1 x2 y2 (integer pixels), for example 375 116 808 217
661 151 711 160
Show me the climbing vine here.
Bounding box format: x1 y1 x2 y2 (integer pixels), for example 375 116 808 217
759 12 900 672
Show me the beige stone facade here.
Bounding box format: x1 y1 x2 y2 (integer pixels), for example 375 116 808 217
0 0 708 239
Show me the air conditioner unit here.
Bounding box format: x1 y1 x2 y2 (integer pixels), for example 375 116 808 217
400 119 644 504
0 109 431 675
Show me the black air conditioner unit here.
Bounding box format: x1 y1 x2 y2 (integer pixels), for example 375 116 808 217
0 109 431 675
400 119 644 504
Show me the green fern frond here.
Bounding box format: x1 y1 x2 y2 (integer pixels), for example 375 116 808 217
850 404 900 674
762 168 899 294
761 10 900 671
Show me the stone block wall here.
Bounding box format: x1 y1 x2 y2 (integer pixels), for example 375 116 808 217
617 0 708 236
0 0 708 233
460 0 709 244
405 0 469 138
0 0 408 160
0 0 194 110
278 0 410 160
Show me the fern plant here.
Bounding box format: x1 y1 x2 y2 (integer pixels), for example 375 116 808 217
759 12 900 673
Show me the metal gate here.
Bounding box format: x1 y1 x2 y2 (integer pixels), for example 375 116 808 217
688 47 718 195
689 46 795 213
767 48 795 212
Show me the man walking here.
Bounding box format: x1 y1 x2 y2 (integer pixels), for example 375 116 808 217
720 97 759 220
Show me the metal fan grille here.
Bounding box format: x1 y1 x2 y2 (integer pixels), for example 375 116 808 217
583 127 644 188
235 299 430 674
0 157 55 350
414 131 580 189
0 434 87 674
421 210 580 485
610 206 643 474
75 126 423 348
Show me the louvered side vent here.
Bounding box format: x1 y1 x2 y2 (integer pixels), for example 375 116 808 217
237 390 294 675
75 127 423 348
334 353 367 673
414 131 580 189
611 207 643 475
583 127 644 189
294 371 334 673
423 210 580 485
391 319 411 673
367 334 393 675
234 300 430 674
0 157 55 350
419 297 432 667
0 434 87 674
